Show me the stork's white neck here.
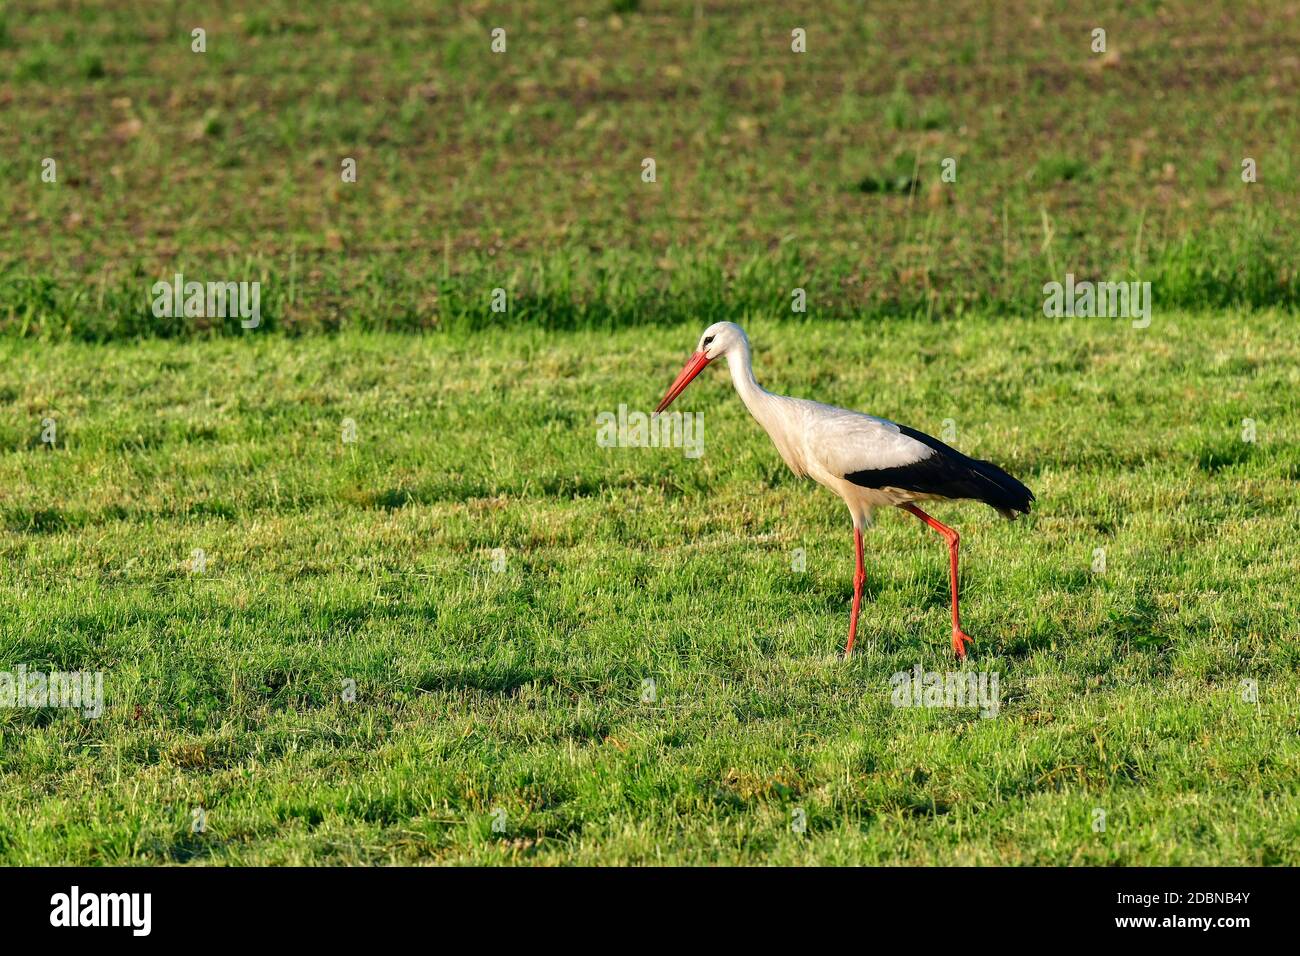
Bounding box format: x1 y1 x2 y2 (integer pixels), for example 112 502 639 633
724 339 782 428
722 339 808 476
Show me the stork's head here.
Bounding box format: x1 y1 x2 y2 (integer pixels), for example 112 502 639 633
654 322 747 413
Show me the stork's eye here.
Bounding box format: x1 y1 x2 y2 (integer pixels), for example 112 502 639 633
703 335 715 347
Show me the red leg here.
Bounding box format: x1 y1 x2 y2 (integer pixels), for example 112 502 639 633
843 527 865 657
901 504 973 659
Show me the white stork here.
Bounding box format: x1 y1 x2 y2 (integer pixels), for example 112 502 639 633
653 322 1033 659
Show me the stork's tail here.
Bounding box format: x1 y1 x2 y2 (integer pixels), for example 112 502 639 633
968 457 1034 518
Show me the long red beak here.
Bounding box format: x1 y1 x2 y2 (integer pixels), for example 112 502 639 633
654 351 711 413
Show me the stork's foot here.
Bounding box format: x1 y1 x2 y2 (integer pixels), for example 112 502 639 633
951 629 974 660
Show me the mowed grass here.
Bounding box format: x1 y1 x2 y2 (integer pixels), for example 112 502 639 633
1 0 1298 866
1 313 1297 864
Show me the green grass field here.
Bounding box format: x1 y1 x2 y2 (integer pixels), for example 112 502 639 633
1 1 1299 864
2 315 1297 864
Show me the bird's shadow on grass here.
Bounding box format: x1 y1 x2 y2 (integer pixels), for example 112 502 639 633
152 833 222 864
413 664 558 697
773 574 886 608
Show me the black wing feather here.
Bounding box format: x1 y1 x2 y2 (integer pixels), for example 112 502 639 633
843 424 1034 517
